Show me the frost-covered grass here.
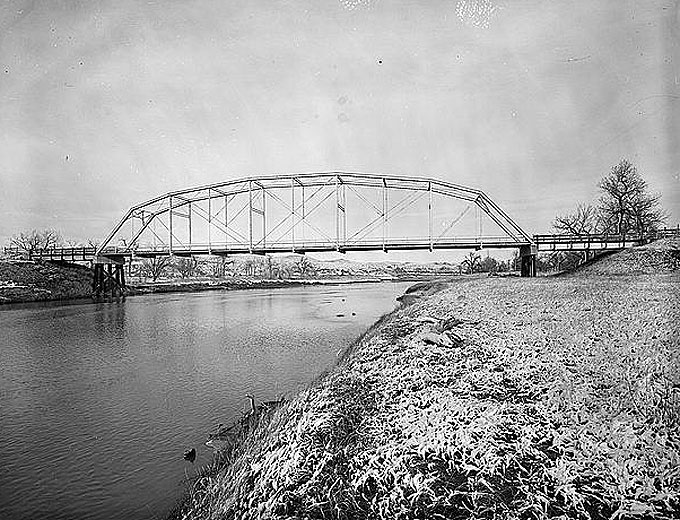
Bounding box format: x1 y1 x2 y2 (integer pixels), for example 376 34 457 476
0 260 92 303
174 248 679 519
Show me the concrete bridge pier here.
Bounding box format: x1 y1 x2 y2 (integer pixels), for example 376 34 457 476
520 244 537 277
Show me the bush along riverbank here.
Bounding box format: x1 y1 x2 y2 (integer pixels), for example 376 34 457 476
173 240 679 519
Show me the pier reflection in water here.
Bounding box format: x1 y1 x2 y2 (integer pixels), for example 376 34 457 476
0 283 411 520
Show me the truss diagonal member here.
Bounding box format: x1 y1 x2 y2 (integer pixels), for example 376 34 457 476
437 205 472 239
121 208 166 254
154 215 187 250
264 208 335 248
189 201 249 243
272 184 337 242
292 180 334 216
347 190 426 244
145 224 168 248
255 213 294 247
225 198 250 230
346 184 382 215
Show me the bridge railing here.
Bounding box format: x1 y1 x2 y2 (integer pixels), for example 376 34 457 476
120 235 526 254
4 227 677 260
2 246 98 260
534 233 646 244
534 227 680 250
650 226 680 239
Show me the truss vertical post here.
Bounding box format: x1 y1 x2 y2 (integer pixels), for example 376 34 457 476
382 178 388 252
188 201 192 252
335 176 340 250
224 195 229 250
479 204 482 237
302 184 306 246
208 189 212 255
248 180 253 253
342 182 346 244
428 182 433 252
262 185 266 249
335 176 346 250
291 178 295 252
152 214 157 250
169 196 174 255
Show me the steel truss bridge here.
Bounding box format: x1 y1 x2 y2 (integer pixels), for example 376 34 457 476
5 173 677 293
98 172 533 255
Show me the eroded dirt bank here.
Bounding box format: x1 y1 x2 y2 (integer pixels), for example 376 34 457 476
175 246 679 519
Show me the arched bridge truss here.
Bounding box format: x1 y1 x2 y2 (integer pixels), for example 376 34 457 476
96 172 533 261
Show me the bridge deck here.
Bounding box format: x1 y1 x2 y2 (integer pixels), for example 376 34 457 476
5 237 529 262
4 229 677 263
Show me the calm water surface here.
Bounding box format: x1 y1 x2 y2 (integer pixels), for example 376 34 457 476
0 283 411 520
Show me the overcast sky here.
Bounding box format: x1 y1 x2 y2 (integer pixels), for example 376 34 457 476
1 0 678 257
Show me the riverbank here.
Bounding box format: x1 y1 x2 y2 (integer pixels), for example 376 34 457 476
128 277 385 296
0 259 385 305
0 258 455 305
0 260 93 304
173 241 679 519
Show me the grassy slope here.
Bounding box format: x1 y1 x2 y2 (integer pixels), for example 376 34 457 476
0 260 93 303
179 245 680 519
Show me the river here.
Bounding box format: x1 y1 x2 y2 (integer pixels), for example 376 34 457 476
0 282 412 520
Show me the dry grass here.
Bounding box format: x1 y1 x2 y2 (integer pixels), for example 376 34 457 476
0 260 92 303
175 243 680 519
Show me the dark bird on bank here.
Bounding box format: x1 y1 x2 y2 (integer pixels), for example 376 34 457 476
183 448 196 463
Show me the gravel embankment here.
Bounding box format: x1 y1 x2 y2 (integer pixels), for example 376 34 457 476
175 241 679 519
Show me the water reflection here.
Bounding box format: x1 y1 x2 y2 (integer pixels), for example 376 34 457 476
0 283 410 520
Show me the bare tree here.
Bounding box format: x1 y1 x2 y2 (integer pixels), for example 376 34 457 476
553 203 600 234
478 255 498 273
140 257 170 281
461 251 481 274
598 159 665 235
265 256 274 279
297 256 316 278
9 229 63 257
210 256 233 278
174 257 198 279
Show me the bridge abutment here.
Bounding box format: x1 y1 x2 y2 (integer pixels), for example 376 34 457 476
519 245 537 277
